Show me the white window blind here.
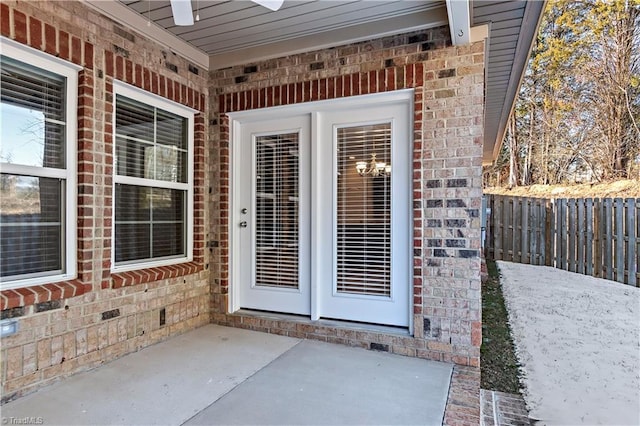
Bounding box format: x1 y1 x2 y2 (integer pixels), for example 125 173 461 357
113 86 193 268
336 124 392 296
255 133 299 289
0 49 77 288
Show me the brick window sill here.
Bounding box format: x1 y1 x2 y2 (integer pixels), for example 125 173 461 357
1 280 90 311
109 261 204 289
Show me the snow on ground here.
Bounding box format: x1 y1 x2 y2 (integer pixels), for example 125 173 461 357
496 261 640 425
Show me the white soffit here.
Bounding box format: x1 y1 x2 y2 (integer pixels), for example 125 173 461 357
83 0 209 69
209 6 448 69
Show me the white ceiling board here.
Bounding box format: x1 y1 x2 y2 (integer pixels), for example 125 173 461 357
208 7 448 69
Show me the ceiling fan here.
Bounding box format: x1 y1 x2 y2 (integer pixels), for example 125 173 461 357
170 0 284 26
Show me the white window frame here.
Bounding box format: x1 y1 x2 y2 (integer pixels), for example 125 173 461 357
0 37 80 290
111 80 195 273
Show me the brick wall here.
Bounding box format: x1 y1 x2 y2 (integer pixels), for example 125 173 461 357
208 30 484 366
0 1 210 401
0 0 484 402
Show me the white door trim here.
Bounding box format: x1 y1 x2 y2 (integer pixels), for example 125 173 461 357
228 89 414 330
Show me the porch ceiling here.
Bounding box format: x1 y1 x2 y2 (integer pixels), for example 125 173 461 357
86 0 545 164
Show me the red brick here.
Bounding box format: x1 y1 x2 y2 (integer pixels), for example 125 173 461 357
303 81 311 101
15 287 36 306
0 4 10 37
59 31 69 60
134 63 142 86
406 64 414 87
324 78 333 99
71 36 81 65
28 17 42 49
123 59 132 83
143 69 150 91
295 83 302 103
257 88 264 108
415 63 424 87
115 55 124 80
319 78 327 100
42 284 63 301
360 73 369 95
84 42 94 69
151 71 158 94
237 91 244 110
287 83 296 105
2 290 22 310
266 86 273 107
0 292 9 311
105 50 114 77
44 23 56 54
369 70 377 93
335 76 343 98
14 10 27 44
377 69 385 91
174 81 180 102
274 86 281 106
159 76 166 97
352 73 360 96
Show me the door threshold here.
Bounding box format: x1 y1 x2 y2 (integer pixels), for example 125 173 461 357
234 309 411 337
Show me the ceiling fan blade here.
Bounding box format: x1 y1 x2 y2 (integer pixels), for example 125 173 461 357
170 0 194 26
252 0 284 11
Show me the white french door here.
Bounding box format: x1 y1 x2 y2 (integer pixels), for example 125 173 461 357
235 116 311 315
315 103 411 326
230 90 412 327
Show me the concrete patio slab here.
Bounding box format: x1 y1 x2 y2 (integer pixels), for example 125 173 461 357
185 339 453 425
1 325 300 425
2 325 453 426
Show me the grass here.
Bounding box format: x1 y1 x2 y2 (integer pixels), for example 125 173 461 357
480 259 522 393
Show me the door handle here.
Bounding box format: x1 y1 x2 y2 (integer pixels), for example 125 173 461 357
239 221 248 228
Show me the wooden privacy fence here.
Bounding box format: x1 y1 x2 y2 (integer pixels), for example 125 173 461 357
485 195 639 287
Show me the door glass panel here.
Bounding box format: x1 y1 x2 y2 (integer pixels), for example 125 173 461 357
255 133 299 289
336 124 391 296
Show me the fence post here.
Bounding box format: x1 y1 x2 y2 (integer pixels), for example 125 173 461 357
545 198 554 267
625 199 637 286
508 197 515 262
521 198 530 264
604 198 613 280
558 199 568 270
594 198 603 278
585 198 594 277
614 198 625 283
494 196 503 260
530 199 540 265
568 198 577 272
577 198 585 275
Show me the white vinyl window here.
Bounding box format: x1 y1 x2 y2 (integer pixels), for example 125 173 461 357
0 37 80 290
112 81 194 272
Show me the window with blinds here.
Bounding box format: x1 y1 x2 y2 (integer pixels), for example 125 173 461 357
255 133 299 289
336 124 392 296
0 52 76 287
114 88 192 267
